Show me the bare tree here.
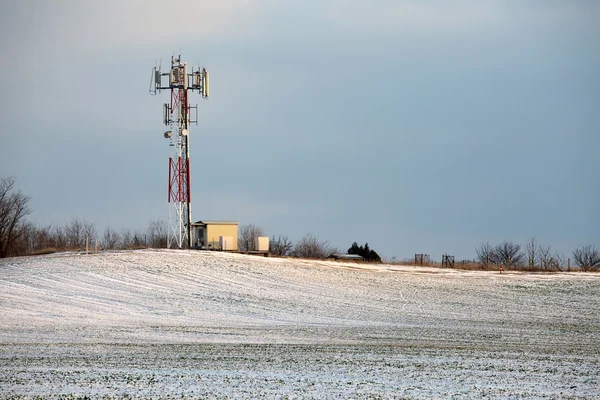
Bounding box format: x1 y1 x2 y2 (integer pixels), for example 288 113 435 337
11 221 34 256
64 218 95 250
0 177 31 258
270 235 293 256
22 224 61 255
573 245 600 272
525 237 538 269
102 227 121 250
328 246 344 256
475 241 495 266
238 224 265 252
120 229 133 249
292 233 330 259
147 219 168 248
538 242 553 270
494 241 524 269
83 220 97 248
551 251 566 272
31 224 56 252
132 230 146 248
65 218 84 249
51 225 67 250
19 223 53 254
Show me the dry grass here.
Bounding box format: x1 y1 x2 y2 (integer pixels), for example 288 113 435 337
126 245 149 250
30 247 57 256
386 259 568 272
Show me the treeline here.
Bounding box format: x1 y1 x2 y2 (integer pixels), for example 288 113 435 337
395 240 600 272
474 238 600 272
0 177 169 257
239 223 381 261
239 224 337 259
5 217 169 257
1 177 598 271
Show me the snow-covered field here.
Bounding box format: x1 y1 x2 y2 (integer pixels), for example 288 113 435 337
1 249 599 398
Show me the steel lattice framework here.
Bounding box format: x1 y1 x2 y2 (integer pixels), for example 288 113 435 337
150 54 209 249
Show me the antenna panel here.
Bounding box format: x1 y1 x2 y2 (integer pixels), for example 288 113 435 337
183 63 188 90
202 69 209 98
163 103 170 126
205 71 210 98
155 70 161 89
193 71 201 88
170 68 180 86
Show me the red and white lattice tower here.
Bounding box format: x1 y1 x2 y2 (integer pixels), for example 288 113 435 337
150 54 209 248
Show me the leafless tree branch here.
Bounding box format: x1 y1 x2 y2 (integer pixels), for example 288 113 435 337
0 177 32 258
270 235 293 256
573 245 600 272
238 224 265 252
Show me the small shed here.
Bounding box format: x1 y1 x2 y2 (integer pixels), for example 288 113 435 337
329 253 364 261
192 220 238 251
255 236 270 252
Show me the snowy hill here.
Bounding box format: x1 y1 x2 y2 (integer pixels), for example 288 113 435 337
2 249 599 347
1 249 599 398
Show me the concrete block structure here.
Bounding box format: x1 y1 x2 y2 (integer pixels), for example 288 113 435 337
255 236 270 252
192 220 238 251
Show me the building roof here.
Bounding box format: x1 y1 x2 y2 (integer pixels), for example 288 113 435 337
192 220 238 226
329 253 364 260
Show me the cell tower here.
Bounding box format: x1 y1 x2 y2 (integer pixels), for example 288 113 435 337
149 54 209 249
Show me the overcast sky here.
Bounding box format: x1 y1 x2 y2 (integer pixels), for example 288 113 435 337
1 1 598 260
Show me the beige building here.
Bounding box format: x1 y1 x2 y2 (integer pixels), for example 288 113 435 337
191 220 238 251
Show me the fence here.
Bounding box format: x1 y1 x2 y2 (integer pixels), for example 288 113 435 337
442 254 455 268
414 253 430 266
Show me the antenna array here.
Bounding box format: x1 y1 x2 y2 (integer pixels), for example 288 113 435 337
149 54 210 249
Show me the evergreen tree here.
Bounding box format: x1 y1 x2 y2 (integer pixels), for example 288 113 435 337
348 242 360 255
346 241 381 262
368 249 382 262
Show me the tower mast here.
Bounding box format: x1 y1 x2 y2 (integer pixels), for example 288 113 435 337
150 53 210 248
